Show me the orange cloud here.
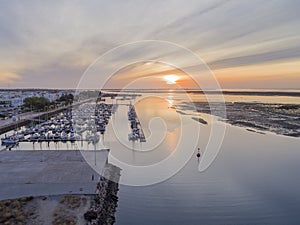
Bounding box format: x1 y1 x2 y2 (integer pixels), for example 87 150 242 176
104 61 202 89
0 71 21 83
212 59 300 88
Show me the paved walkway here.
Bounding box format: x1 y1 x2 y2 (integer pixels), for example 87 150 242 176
0 150 109 200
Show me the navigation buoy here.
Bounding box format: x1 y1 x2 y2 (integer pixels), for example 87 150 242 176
197 147 201 158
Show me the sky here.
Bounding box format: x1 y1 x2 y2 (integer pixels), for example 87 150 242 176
0 0 299 89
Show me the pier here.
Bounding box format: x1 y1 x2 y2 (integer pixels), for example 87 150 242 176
128 104 146 142
135 109 146 142
0 150 109 200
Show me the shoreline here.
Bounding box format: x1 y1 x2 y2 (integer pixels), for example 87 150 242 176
0 150 121 224
179 101 300 138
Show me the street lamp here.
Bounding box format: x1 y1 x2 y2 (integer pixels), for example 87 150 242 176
44 105 48 121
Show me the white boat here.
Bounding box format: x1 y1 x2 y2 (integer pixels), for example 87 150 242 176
61 131 68 140
54 133 60 140
86 132 92 141
70 132 77 141
128 132 139 141
97 126 105 133
38 134 46 142
46 133 53 140
93 134 100 143
75 126 85 134
1 138 18 145
29 133 39 141
16 133 24 140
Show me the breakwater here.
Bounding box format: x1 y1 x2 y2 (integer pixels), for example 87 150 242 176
84 163 121 225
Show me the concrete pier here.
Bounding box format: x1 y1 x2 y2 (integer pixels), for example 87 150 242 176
0 150 109 200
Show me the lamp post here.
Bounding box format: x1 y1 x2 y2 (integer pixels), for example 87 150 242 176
44 106 48 121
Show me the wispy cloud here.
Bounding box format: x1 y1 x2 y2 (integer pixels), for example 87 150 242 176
0 0 299 88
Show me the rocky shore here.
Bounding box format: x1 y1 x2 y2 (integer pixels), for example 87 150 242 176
84 163 121 225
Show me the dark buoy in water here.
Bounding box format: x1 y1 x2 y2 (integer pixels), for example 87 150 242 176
196 147 201 158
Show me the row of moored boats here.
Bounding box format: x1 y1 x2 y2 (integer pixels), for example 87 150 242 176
1 103 114 146
128 105 146 142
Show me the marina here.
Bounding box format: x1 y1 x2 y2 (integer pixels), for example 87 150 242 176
1 0 300 223
0 91 299 225
0 93 147 150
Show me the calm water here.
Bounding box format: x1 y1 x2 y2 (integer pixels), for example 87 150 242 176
1 91 300 224
111 92 300 225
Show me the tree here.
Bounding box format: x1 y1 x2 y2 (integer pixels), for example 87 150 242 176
57 94 74 105
23 97 50 111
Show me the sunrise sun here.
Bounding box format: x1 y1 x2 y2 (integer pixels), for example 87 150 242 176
163 75 179 84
